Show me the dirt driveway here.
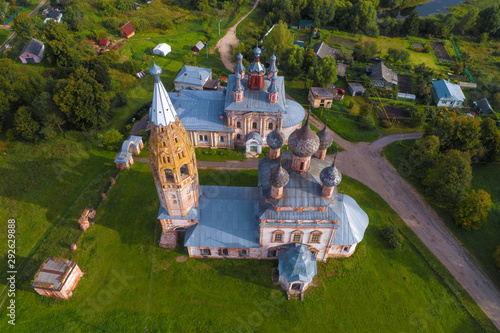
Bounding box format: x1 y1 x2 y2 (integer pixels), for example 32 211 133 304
212 0 259 72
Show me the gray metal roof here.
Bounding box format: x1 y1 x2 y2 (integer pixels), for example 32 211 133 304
31 258 76 291
337 63 349 77
20 38 44 58
331 194 369 245
174 65 211 86
476 98 493 114
310 87 333 98
224 74 286 113
245 131 262 144
368 62 398 85
283 99 306 128
432 79 465 101
312 42 340 59
278 244 317 283
157 205 199 219
348 82 365 93
184 186 261 248
168 90 234 133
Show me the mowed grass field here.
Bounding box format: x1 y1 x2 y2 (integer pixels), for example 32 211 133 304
384 140 500 288
0 161 495 332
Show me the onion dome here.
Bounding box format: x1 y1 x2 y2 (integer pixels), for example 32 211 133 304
234 53 245 73
320 161 342 187
266 127 285 149
287 115 320 157
268 73 278 93
317 123 334 150
253 46 262 57
267 53 278 76
270 53 276 62
268 161 289 188
235 73 243 91
149 59 162 76
236 53 243 61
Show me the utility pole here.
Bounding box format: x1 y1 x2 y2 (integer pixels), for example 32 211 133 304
219 20 222 35
206 41 208 59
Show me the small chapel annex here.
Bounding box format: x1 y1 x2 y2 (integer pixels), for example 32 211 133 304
164 46 305 154
146 59 369 262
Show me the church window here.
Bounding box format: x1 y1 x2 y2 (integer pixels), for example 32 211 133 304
199 134 203 141
162 141 166 147
236 121 241 129
268 122 273 130
219 249 229 257
204 135 208 142
174 137 178 143
164 169 174 181
300 162 305 170
309 231 322 244
201 248 211 256
171 195 176 199
291 231 303 243
220 136 225 143
182 151 186 158
268 248 278 258
167 157 170 163
252 122 258 129
236 134 241 140
180 164 188 177
272 230 284 243
178 153 182 159
162 156 166 164
240 249 248 257
343 246 351 252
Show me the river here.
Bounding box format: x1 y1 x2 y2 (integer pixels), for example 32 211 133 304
379 0 469 19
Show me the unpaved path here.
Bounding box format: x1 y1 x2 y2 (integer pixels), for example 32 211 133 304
212 0 259 72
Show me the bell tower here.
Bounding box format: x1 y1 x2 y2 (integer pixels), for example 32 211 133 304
148 60 200 219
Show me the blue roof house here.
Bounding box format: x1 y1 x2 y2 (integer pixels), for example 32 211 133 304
432 79 466 108
174 65 212 91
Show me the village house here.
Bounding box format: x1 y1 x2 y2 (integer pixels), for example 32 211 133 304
164 48 305 153
144 59 370 298
43 6 63 24
432 79 466 108
173 65 213 91
120 22 135 39
366 62 398 88
348 82 365 96
337 63 349 78
309 87 334 108
475 98 494 115
312 41 340 60
298 19 315 30
31 258 84 299
19 38 44 64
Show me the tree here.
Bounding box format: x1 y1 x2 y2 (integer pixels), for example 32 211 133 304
310 0 335 28
387 48 410 63
424 149 472 206
302 48 317 73
65 5 85 31
263 20 294 61
311 55 337 87
405 135 440 178
381 225 403 249
358 104 371 118
494 246 500 269
13 13 37 39
477 5 500 35
102 129 123 151
44 21 79 68
282 45 305 79
454 190 492 230
53 67 110 130
480 117 500 162
83 58 112 90
403 11 420 36
14 106 40 142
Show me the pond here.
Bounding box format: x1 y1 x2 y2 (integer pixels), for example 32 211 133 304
379 0 469 19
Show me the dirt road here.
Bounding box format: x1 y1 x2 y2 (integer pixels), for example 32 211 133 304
212 0 259 72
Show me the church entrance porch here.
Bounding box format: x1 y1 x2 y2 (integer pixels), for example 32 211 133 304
175 227 186 248
245 132 262 158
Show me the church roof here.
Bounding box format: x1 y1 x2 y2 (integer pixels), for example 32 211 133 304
278 244 317 283
168 90 234 133
224 74 286 113
149 61 178 126
184 186 261 248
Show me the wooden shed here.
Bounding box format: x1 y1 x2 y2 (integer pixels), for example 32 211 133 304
31 258 84 299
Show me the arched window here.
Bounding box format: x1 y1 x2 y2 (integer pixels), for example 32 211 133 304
204 135 208 141
268 248 279 258
199 134 203 141
164 169 174 181
162 156 166 164
252 122 258 129
268 122 273 130
180 164 188 177
300 162 305 170
174 137 178 143
309 231 322 244
220 136 225 143
178 153 182 159
236 134 241 140
291 230 303 243
272 230 284 243
236 121 241 129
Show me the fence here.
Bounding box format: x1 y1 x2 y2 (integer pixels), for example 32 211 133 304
451 38 475 84
4 6 23 25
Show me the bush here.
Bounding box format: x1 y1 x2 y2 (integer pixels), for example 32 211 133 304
381 120 392 128
113 92 129 108
494 246 500 269
102 129 123 151
381 225 403 249
103 17 121 30
454 189 492 230
359 116 375 129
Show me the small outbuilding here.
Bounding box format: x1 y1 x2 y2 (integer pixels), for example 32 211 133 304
245 132 263 158
31 257 84 299
309 87 334 108
153 43 171 57
19 38 44 64
337 63 349 78
174 65 212 91
114 135 144 170
121 22 135 39
475 98 494 115
348 82 365 96
298 19 315 30
192 41 205 52
98 39 111 47
278 244 317 300
366 62 398 88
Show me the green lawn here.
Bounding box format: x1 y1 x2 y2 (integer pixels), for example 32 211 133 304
0 162 496 332
195 148 246 162
0 29 11 45
383 140 500 288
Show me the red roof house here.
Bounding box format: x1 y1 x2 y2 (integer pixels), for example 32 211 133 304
192 41 205 52
98 39 111 46
121 22 135 39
